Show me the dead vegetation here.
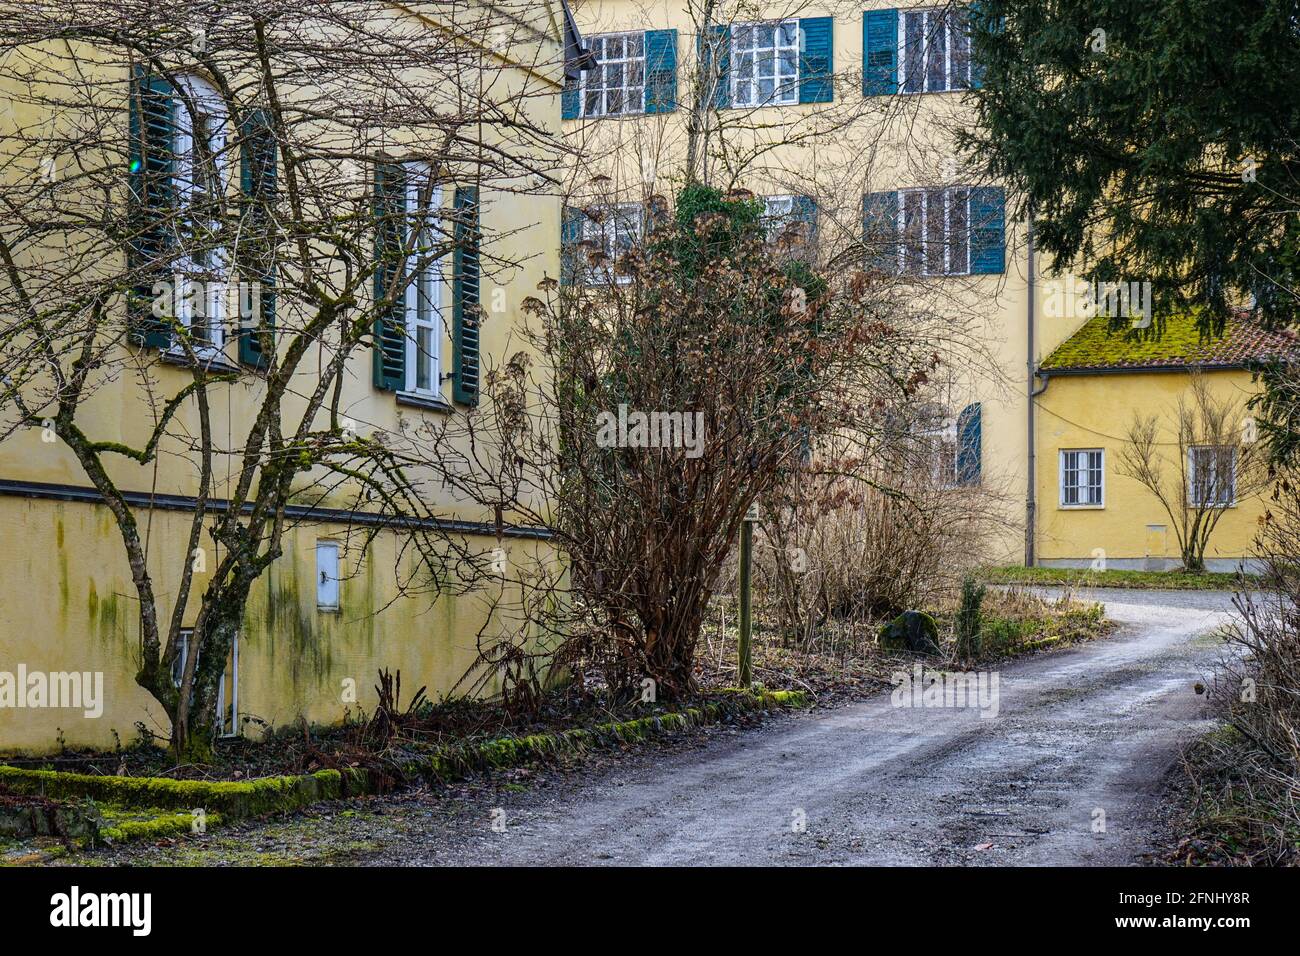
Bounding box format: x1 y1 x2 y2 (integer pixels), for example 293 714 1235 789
1167 476 1300 866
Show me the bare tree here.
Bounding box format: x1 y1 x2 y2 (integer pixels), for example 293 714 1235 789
1117 374 1269 572
0 0 565 757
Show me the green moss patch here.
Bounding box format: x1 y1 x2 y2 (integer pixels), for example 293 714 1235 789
0 689 809 849
981 565 1256 590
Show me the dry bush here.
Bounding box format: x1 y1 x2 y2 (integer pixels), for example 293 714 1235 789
1192 475 1300 862
753 421 1007 653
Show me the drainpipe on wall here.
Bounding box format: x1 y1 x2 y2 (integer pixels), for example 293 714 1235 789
1025 208 1037 567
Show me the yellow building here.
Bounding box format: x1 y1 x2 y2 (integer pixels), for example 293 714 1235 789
1034 314 1287 572
561 0 1281 571
0 3 583 753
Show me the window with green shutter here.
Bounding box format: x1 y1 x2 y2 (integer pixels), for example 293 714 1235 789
452 186 480 406
372 162 407 391
862 190 900 273
798 17 834 103
862 9 899 95
644 29 678 113
238 109 277 369
127 67 176 348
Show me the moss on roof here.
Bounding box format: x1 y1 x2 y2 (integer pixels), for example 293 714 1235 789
1040 313 1291 372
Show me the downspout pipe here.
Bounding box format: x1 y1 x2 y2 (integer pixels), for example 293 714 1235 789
1025 207 1038 567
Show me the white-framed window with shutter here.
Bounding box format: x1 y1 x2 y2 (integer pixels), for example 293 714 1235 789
900 7 973 94
171 73 230 358
899 186 970 275
1060 448 1105 508
581 33 646 116
731 20 800 107
401 164 445 398
579 203 643 284
762 194 795 240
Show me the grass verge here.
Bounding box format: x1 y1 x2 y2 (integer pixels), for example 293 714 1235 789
980 565 1256 591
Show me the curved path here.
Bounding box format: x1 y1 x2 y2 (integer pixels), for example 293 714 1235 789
93 589 1240 867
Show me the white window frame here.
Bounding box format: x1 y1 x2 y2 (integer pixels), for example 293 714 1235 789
898 186 971 276
580 203 643 285
214 636 239 738
580 32 646 117
316 540 341 610
171 629 194 690
1060 448 1105 508
171 74 230 360
400 165 445 399
931 425 958 487
731 20 801 108
762 194 796 240
1188 445 1237 507
899 7 972 95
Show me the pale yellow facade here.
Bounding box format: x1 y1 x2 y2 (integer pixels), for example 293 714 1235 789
566 0 1271 571
1034 369 1266 572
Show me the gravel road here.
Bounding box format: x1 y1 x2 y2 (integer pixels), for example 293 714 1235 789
88 588 1240 867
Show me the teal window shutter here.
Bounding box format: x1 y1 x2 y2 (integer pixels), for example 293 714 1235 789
372 162 407 391
792 195 818 244
562 74 580 120
956 402 982 486
644 29 678 113
968 2 998 89
862 190 899 273
127 67 175 349
863 9 899 95
700 25 731 109
452 186 481 406
560 205 583 285
238 109 277 369
798 18 834 104
969 186 1005 274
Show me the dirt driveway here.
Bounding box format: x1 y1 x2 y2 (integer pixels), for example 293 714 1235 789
87 588 1239 867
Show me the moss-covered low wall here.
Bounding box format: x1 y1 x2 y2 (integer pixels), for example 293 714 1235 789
0 689 809 843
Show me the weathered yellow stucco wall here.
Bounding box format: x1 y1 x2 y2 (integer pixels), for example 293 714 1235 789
0 494 553 751
1033 369 1266 570
0 2 568 752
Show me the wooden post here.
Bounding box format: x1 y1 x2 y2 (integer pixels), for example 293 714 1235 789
739 511 754 688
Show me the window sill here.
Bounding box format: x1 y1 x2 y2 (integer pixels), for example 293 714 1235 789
160 349 243 375
1058 503 1105 511
575 111 648 121
396 391 454 414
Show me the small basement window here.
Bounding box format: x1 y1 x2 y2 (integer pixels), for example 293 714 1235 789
317 540 340 609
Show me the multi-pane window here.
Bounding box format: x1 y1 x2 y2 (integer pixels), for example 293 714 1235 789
582 33 645 117
900 187 970 275
762 195 795 240
402 165 444 397
580 203 643 283
173 74 230 356
1060 449 1104 507
732 21 800 107
1189 446 1236 506
901 7 972 94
